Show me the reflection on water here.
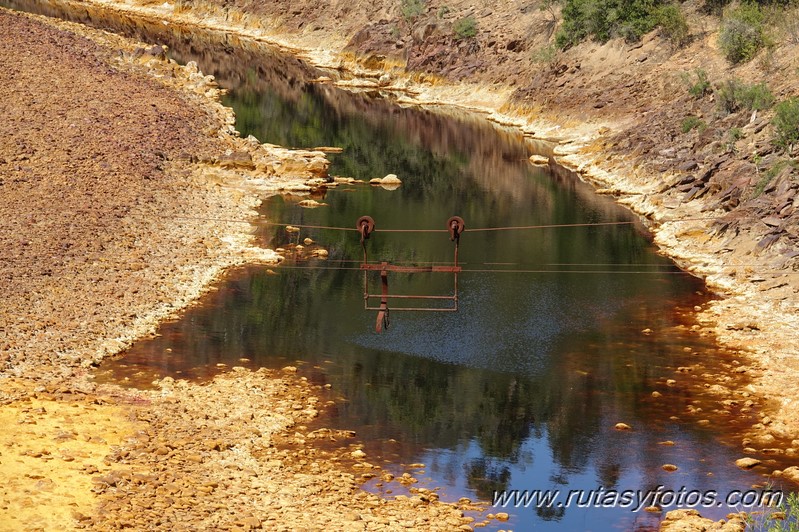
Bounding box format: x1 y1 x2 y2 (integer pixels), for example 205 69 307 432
4 1 794 529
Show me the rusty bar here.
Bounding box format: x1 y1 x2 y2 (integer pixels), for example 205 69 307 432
365 306 458 312
365 294 455 300
375 265 389 332
360 264 462 273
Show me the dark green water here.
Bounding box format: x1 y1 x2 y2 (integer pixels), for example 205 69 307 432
4 1 794 529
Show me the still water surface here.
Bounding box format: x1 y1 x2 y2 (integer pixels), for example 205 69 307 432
4 1 791 529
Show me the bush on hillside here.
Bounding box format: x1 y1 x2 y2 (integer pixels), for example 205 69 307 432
656 4 690 46
682 68 711 98
717 2 767 63
401 0 425 21
772 97 799 153
681 115 707 133
453 16 478 39
715 79 774 114
555 0 689 48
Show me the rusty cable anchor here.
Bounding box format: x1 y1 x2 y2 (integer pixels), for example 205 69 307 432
359 215 464 333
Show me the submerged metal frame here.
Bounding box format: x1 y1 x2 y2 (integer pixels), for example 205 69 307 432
357 216 465 332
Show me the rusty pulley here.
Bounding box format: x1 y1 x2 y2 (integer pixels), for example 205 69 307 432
356 215 375 244
448 216 465 242
359 215 464 333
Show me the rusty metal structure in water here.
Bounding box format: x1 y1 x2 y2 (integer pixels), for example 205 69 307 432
357 215 465 333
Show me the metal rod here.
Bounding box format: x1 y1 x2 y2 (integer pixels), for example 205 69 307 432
365 306 458 312
365 294 455 300
360 264 462 273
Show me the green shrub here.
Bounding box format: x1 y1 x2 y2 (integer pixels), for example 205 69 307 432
401 0 425 21
718 2 767 63
772 97 799 153
555 0 670 48
453 16 478 39
681 115 707 133
656 4 690 45
743 489 799 529
682 68 711 98
531 44 559 64
715 79 774 114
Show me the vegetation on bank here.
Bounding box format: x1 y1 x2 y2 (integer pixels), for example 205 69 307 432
679 67 799 158
745 490 799 531
554 0 691 48
553 0 797 64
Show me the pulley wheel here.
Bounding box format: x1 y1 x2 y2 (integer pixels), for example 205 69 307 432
447 216 465 238
356 215 375 234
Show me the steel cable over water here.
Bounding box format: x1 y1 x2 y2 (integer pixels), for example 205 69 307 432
160 214 729 232
3 213 795 275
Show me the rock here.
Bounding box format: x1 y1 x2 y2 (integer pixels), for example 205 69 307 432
297 199 326 208
218 151 255 170
735 457 761 470
495 512 509 521
660 509 719 531
351 449 366 459
781 466 799 483
239 516 261 529
614 423 632 431
529 154 550 166
370 174 402 189
662 464 678 472
381 174 401 184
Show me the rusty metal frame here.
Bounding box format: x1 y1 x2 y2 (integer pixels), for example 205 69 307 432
357 216 465 332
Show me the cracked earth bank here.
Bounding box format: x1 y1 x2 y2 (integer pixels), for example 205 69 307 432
0 9 484 531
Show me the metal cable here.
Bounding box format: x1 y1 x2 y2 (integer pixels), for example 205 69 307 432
158 214 730 232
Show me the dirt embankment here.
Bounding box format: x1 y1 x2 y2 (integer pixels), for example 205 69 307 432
79 0 799 439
